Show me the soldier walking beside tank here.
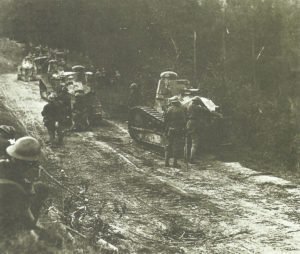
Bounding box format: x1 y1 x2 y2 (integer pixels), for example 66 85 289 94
0 137 48 232
41 93 64 146
164 96 186 168
57 86 72 129
72 90 90 131
128 83 142 109
186 97 208 164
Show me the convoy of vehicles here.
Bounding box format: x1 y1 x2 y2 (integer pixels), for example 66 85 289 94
18 50 223 152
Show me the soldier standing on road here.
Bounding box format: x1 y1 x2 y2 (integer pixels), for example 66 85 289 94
186 97 208 164
57 86 72 129
0 136 48 232
71 90 90 131
164 96 186 168
41 93 64 146
0 125 16 158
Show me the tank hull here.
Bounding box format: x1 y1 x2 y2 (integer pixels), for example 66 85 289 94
38 73 103 126
128 106 165 153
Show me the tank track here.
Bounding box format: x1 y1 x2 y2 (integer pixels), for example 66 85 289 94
128 106 165 152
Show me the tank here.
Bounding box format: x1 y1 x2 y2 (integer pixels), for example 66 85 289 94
128 71 222 152
39 64 102 125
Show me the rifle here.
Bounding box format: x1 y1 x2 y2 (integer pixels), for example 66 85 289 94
39 166 84 200
184 132 189 171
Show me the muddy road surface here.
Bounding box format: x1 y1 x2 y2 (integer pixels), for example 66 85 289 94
1 73 300 253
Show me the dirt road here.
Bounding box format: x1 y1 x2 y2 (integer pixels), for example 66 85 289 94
1 73 300 253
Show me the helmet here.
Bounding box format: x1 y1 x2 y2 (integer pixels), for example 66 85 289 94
6 136 41 161
48 92 57 101
0 125 16 139
160 71 178 79
129 83 137 90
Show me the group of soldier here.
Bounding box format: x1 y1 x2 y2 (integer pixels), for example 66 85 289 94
127 79 210 168
164 96 210 168
41 85 100 147
94 67 122 88
0 42 212 239
27 45 103 147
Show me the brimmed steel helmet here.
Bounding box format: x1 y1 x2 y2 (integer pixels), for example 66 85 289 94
6 136 41 161
0 125 16 139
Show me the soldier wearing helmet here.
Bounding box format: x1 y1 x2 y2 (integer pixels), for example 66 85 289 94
0 137 48 231
128 83 142 109
71 89 89 131
186 96 209 164
0 125 16 158
57 86 72 129
164 96 186 168
41 92 65 146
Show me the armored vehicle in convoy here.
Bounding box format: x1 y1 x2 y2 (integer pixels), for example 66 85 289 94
128 71 222 152
39 64 102 125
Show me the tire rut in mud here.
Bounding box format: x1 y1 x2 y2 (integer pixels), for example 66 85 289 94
1 74 300 253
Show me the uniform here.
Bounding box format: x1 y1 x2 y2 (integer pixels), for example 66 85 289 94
128 83 142 109
72 94 89 131
0 137 48 232
186 99 209 163
164 100 186 167
58 89 72 128
86 91 102 126
41 98 64 145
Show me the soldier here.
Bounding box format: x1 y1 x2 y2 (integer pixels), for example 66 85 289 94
100 67 109 87
72 90 89 131
186 97 209 164
41 93 64 146
57 86 72 129
86 91 102 126
0 136 48 232
0 125 16 158
164 96 186 168
128 83 142 109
